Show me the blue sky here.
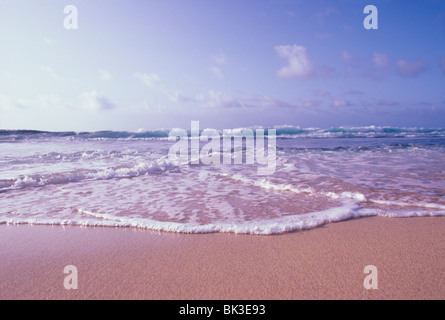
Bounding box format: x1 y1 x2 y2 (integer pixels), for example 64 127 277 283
0 0 444 131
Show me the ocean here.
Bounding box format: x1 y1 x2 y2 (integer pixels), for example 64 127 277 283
1 126 444 234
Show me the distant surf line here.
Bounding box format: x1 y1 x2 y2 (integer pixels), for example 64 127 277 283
168 121 277 175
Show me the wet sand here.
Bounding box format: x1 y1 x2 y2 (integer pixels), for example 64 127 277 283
0 216 444 300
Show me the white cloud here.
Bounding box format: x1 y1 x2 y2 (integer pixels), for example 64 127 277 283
367 53 391 79
43 37 55 46
0 93 62 110
275 45 314 79
210 52 227 79
210 66 224 79
41 65 62 81
99 69 113 80
243 95 294 108
332 98 351 107
341 50 355 62
373 52 390 67
80 91 115 111
396 59 427 77
135 72 238 107
134 72 187 102
134 72 297 110
316 7 338 24
134 72 165 89
35 94 62 108
301 98 320 108
195 90 241 108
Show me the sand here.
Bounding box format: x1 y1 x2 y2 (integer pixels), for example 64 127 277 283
0 216 444 300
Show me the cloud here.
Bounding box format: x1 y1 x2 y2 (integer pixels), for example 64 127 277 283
341 51 361 77
341 50 355 63
99 69 113 80
134 72 165 89
35 94 62 108
188 90 291 109
396 59 427 77
41 66 62 81
80 91 115 111
0 94 63 110
342 51 392 80
195 90 241 109
210 66 224 79
210 52 227 79
134 72 243 108
301 98 321 108
316 32 335 40
367 52 391 79
316 7 338 24
373 52 390 68
134 71 299 110
275 45 315 79
134 72 185 102
244 95 295 109
43 37 55 46
332 98 351 107
314 89 331 97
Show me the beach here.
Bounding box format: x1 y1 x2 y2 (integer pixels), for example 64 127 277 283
1 216 443 300
2 0 445 304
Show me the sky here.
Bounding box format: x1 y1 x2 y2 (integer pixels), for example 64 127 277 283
0 0 444 131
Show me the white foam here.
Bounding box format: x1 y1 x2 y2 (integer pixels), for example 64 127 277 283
0 157 178 192
2 200 443 235
1 126 443 235
222 174 367 201
369 199 445 210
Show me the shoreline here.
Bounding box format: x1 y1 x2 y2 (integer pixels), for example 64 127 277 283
0 216 444 300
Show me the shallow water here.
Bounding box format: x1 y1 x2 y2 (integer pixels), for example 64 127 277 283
1 126 444 234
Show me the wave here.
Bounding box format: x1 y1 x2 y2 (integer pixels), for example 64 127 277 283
219 173 367 201
270 126 445 138
0 129 171 142
0 157 177 192
1 201 443 235
1 126 444 142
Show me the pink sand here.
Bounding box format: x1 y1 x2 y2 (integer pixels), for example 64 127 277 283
0 216 444 299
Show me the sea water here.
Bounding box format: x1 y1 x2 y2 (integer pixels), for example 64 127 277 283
0 126 444 234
